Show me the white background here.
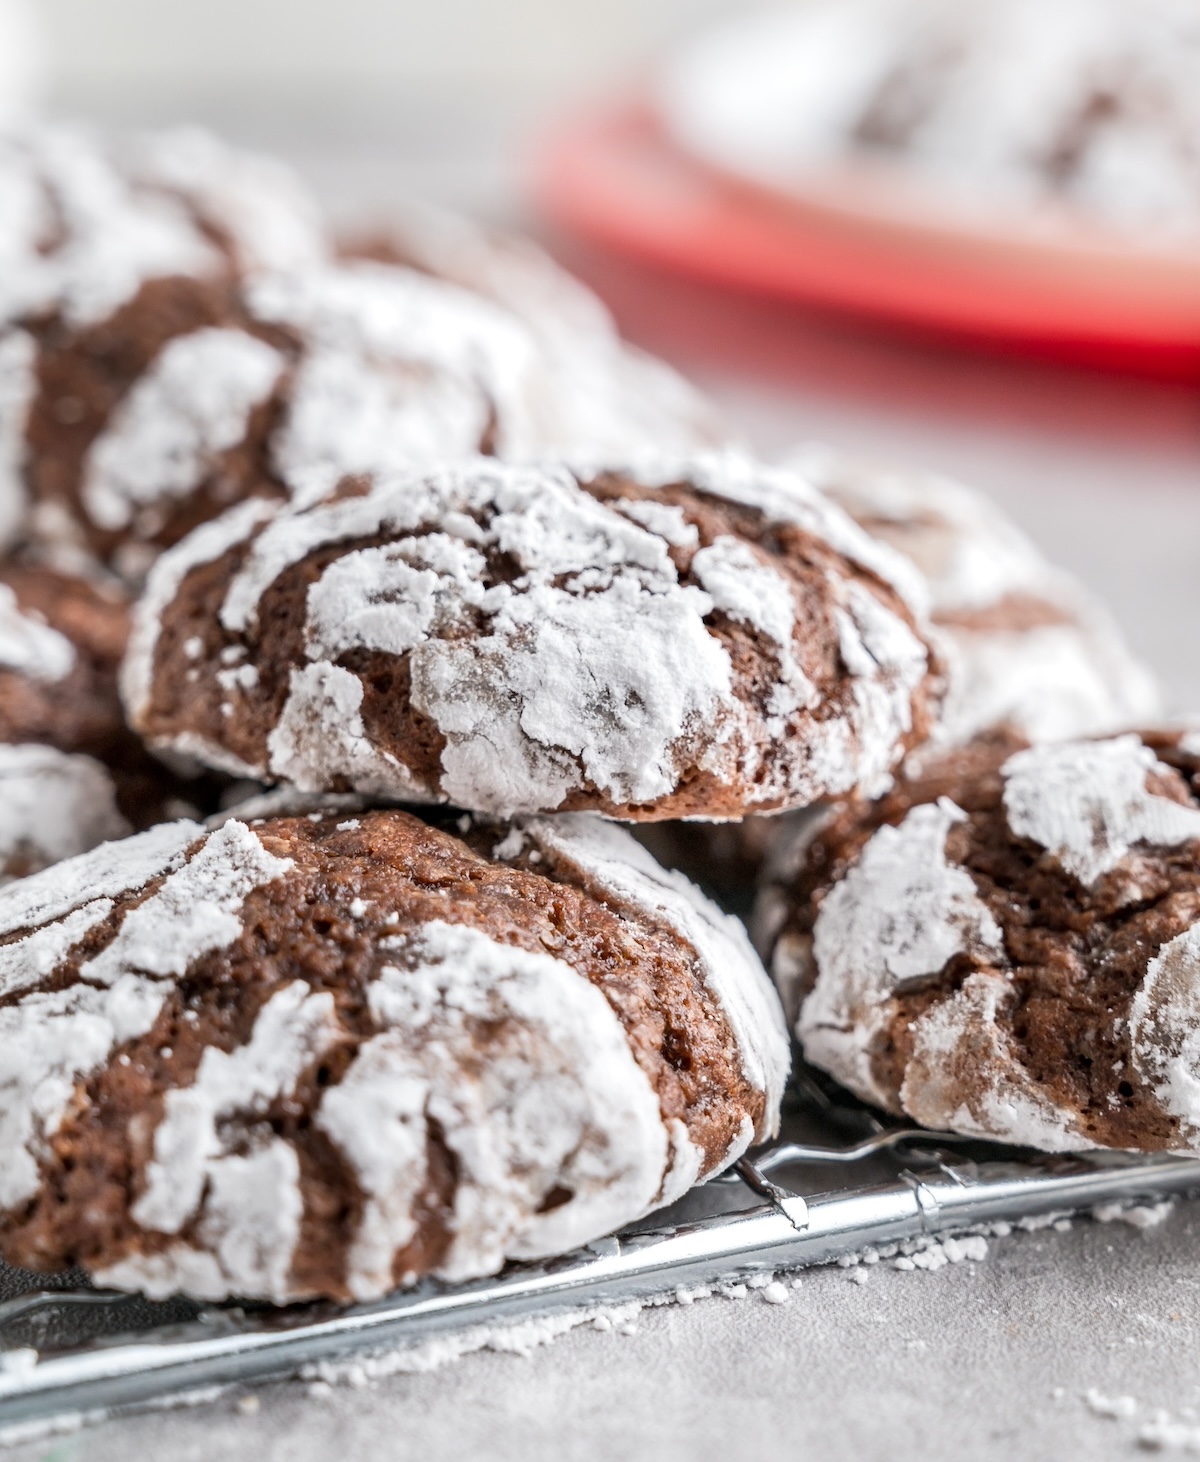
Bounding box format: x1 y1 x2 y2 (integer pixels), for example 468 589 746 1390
33 0 730 103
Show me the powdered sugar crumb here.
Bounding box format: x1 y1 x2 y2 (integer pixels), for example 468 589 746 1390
1092 1200 1175 1230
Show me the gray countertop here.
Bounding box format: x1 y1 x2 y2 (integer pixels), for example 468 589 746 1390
11 103 1200 1461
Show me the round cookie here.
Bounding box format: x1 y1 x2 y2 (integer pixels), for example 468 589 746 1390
0 806 788 1302
763 726 1200 1155
794 446 1160 747
0 123 328 574
122 451 944 819
346 202 725 458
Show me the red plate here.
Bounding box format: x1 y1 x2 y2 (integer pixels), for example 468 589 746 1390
533 100 1200 381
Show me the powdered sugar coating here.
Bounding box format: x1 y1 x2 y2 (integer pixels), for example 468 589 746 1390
0 126 219 332
247 263 540 509
0 123 324 334
143 983 330 1231
620 448 931 614
1002 736 1200 886
356 200 723 458
0 122 327 562
794 446 1161 746
901 973 1092 1151
0 817 290 1211
120 495 280 725
509 813 790 1158
1129 925 1200 1139
0 808 787 1301
793 730 1200 1154
130 454 940 818
320 919 668 1297
82 328 287 533
0 583 75 681
801 799 1003 1108
125 126 327 276
0 744 129 880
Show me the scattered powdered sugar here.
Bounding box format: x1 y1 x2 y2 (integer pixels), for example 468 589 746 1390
1002 736 1200 887
301 1301 649 1392
1085 1388 1139 1420
1137 1410 1200 1452
1079 1390 1200 1452
319 918 669 1298
801 798 1003 1109
1092 1199 1175 1229
0 582 75 681
0 744 129 877
83 327 287 533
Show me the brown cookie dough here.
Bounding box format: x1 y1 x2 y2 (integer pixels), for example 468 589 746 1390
759 726 1200 1155
123 452 945 819
0 806 788 1302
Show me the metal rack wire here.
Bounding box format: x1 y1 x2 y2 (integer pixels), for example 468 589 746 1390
0 1070 1197 1431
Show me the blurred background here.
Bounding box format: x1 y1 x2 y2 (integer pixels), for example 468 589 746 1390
9 0 1200 705
27 0 725 211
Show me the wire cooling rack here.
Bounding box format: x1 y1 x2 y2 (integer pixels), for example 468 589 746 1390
0 1065 1197 1432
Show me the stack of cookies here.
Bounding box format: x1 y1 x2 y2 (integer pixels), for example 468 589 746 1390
0 119 1191 1309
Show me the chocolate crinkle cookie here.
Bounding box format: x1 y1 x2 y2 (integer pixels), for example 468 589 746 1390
0 123 327 575
122 451 944 819
792 446 1161 748
0 806 788 1303
758 727 1200 1155
0 558 211 846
